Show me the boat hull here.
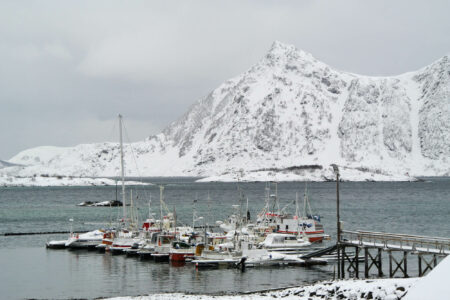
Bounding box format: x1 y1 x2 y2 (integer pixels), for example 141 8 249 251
169 252 195 262
152 253 169 262
138 251 154 260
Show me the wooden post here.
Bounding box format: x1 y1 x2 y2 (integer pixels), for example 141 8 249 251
389 250 393 278
378 248 383 277
355 246 360 278
418 254 423 277
403 251 408 278
364 247 369 278
341 245 345 278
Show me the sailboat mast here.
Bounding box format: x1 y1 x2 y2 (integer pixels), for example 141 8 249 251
130 190 134 230
119 114 127 223
159 185 164 231
148 195 152 219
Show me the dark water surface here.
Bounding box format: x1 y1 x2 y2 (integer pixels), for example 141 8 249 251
0 177 449 299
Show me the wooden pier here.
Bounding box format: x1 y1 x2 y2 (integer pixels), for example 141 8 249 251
337 230 450 279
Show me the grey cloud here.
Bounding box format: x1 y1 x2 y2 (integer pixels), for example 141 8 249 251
0 0 449 159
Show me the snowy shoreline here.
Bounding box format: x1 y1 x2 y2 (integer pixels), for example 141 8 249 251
0 175 151 187
103 278 418 300
196 168 419 183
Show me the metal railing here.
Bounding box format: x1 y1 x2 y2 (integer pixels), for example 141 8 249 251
340 230 450 254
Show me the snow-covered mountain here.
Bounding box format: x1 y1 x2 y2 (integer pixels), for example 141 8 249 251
3 42 450 181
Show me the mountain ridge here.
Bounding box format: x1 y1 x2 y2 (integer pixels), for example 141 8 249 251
3 42 449 181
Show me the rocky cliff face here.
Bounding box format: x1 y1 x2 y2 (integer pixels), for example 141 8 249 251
4 42 449 181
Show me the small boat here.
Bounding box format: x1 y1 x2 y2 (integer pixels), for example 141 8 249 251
109 229 142 255
259 233 311 252
45 240 67 249
65 230 104 249
169 241 196 262
151 234 176 262
137 231 161 260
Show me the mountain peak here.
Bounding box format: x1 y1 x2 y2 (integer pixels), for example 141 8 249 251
265 41 316 65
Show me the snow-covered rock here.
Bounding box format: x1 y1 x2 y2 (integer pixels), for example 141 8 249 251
3 42 449 182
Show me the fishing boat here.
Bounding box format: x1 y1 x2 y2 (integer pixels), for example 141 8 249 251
255 183 328 243
169 241 196 262
152 233 176 262
137 231 161 260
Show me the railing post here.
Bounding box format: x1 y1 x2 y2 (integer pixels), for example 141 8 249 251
389 250 393 278
403 251 408 278
418 254 423 277
364 247 369 278
378 248 383 277
355 246 359 278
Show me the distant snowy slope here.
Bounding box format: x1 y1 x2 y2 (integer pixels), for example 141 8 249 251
0 159 20 169
4 42 450 181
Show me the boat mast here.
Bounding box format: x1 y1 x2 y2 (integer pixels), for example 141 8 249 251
130 190 134 230
148 194 152 219
173 205 177 238
295 192 300 236
303 184 307 219
275 182 279 216
119 114 126 224
193 194 198 229
207 191 212 232
159 185 164 231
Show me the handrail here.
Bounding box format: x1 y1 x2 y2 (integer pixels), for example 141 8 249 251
340 230 450 254
341 230 450 244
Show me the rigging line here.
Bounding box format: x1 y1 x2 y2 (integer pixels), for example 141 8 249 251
122 120 144 180
121 119 151 201
280 199 295 214
108 118 117 144
121 118 154 225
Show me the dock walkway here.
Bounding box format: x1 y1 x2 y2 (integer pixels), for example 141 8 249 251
338 230 450 279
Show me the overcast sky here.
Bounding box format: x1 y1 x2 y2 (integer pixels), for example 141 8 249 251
1 0 449 160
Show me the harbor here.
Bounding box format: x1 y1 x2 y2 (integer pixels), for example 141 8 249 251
1 177 449 299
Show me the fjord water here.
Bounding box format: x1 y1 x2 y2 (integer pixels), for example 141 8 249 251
0 177 449 299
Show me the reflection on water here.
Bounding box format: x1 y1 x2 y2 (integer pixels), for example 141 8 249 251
0 246 333 299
